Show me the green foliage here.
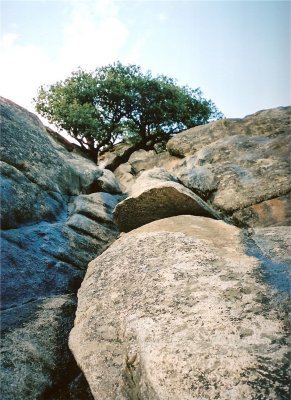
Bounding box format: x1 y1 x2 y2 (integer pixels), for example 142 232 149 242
34 61 223 159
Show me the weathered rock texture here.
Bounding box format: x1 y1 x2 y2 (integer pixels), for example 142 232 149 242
69 216 289 399
251 226 291 297
113 168 221 232
2 98 290 400
114 149 181 194
167 107 291 227
0 97 120 398
1 295 78 400
112 107 291 228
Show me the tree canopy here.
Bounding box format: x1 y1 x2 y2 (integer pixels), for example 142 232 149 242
34 62 223 161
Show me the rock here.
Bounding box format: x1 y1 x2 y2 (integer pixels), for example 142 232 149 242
114 150 182 194
128 149 161 174
167 107 291 226
250 226 291 296
130 167 179 193
0 97 120 398
98 142 140 171
252 226 291 263
0 161 66 229
113 168 220 232
2 98 290 399
1 191 120 398
98 142 133 168
87 169 121 194
1 294 93 400
167 107 291 157
69 215 289 399
232 193 291 227
1 197 120 311
68 192 121 226
114 162 136 194
173 157 219 199
0 96 104 196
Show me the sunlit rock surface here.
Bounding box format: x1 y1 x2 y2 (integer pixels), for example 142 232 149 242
167 107 291 227
1 98 290 399
70 216 289 400
113 168 221 232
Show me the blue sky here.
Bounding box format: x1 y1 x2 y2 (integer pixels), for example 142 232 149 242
1 0 290 119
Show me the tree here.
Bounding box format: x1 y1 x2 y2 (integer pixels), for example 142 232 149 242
34 62 223 161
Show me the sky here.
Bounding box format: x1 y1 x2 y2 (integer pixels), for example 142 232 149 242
0 0 290 120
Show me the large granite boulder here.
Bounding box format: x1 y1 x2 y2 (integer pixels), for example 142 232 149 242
167 107 291 227
167 107 290 157
0 97 121 398
114 149 181 194
1 295 80 400
113 168 221 232
170 156 219 199
0 98 104 196
69 215 289 399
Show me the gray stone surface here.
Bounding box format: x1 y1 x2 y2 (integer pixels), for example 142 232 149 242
114 162 136 194
250 226 291 297
174 159 219 199
0 161 66 229
2 98 290 399
98 143 133 170
114 150 181 194
252 226 291 263
0 97 120 399
232 193 291 227
113 169 221 232
96 169 121 194
130 167 179 193
1 295 78 400
0 97 104 196
167 107 291 157
166 107 291 227
70 216 289 400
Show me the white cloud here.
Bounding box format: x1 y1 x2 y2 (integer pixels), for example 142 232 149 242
0 33 54 111
1 33 19 48
58 0 128 73
0 0 129 112
157 13 168 22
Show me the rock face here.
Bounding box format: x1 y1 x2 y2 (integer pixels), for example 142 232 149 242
114 150 181 194
0 97 121 398
167 107 291 227
68 106 290 400
1 295 77 400
113 168 221 232
250 226 291 296
113 107 291 228
69 216 289 399
2 99 290 400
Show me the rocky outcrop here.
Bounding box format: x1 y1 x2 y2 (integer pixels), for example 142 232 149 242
69 216 289 399
68 106 290 400
1 295 79 400
98 142 140 171
114 149 181 194
0 97 121 398
251 226 291 295
167 107 291 227
167 107 290 157
2 99 290 399
113 107 291 228
113 168 221 232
